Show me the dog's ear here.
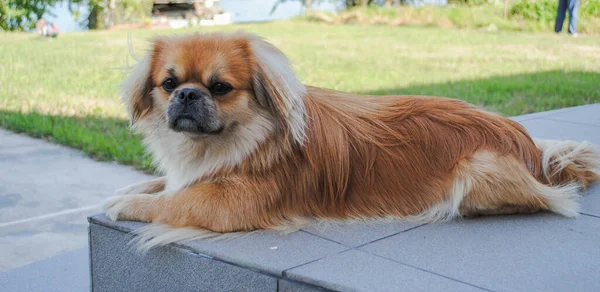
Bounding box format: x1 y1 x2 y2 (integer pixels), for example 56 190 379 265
248 36 307 145
121 39 165 125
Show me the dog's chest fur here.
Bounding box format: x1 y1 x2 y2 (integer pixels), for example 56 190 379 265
137 113 275 191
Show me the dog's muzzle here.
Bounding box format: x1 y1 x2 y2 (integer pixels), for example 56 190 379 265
167 88 225 135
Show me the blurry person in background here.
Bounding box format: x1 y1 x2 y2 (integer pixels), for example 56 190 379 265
48 22 60 38
35 19 59 38
555 0 580 36
35 19 48 36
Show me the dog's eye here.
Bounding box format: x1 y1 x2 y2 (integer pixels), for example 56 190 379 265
210 82 233 96
162 78 177 92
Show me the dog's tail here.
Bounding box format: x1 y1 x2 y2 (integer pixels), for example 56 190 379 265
534 138 600 189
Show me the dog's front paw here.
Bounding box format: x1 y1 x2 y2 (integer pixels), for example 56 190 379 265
102 194 154 222
114 178 166 196
114 184 144 196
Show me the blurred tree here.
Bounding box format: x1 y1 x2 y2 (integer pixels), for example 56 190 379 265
67 0 111 29
68 0 152 29
0 0 126 31
345 0 376 7
0 0 62 31
271 0 315 15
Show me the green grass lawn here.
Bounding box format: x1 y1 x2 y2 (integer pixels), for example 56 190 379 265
1 21 599 173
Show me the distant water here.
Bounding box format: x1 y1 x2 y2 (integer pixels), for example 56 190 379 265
220 0 340 23
47 0 339 33
45 1 89 32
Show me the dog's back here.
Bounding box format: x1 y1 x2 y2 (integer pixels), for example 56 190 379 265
298 88 599 221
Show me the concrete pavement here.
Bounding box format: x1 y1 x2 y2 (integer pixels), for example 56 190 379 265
0 129 154 272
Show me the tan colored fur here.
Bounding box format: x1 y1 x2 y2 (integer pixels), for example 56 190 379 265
534 138 600 189
115 177 166 196
456 151 580 218
104 32 600 249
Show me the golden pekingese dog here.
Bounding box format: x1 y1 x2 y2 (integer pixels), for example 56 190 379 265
104 32 599 249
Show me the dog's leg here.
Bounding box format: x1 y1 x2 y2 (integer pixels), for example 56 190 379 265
114 177 166 196
457 151 580 218
103 177 282 232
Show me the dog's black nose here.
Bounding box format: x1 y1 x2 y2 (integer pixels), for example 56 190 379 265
176 88 202 105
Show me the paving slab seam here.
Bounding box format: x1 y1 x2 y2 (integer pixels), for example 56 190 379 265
157 245 286 284
360 250 494 292
509 106 585 121
281 248 351 278
278 278 335 292
177 244 347 290
353 223 429 249
298 230 346 246
529 105 588 117
581 213 600 219
0 205 99 228
166 241 289 278
511 116 540 123
153 238 284 278
540 118 600 128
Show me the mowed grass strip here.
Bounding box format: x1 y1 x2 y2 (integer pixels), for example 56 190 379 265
1 21 599 173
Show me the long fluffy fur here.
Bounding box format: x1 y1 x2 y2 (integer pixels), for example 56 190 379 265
105 32 600 250
535 138 600 188
130 223 251 252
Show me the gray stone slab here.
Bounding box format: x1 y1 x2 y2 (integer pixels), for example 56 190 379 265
0 248 89 292
360 213 600 292
0 208 97 272
90 215 349 276
0 131 154 223
519 118 600 146
286 249 485 292
0 129 156 271
582 183 600 218
183 231 348 277
544 103 600 127
0 129 40 148
90 223 278 292
302 220 422 247
509 105 588 122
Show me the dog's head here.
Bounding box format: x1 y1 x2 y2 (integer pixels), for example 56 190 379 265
121 32 306 144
